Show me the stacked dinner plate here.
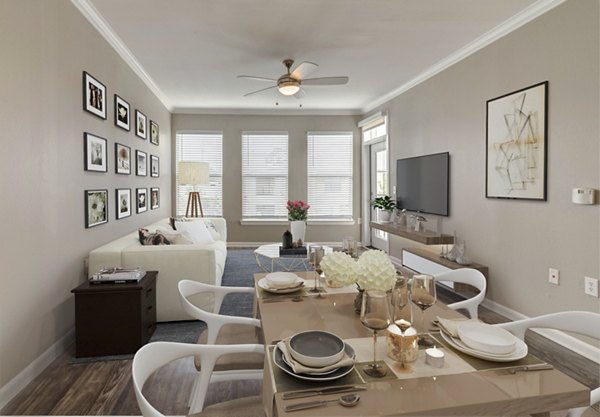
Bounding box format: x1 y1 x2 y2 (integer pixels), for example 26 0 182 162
258 272 305 294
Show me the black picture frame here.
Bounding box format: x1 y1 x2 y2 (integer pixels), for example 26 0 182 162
151 187 159 210
115 143 131 175
115 188 132 219
85 189 108 228
486 81 548 200
135 109 147 139
114 94 130 131
83 71 107 119
150 155 159 177
84 132 107 172
136 188 148 213
136 150 147 176
150 120 159 145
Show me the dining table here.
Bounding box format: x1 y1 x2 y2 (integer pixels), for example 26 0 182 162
254 271 590 417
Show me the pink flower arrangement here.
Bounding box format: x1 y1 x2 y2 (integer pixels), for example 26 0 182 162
287 200 310 221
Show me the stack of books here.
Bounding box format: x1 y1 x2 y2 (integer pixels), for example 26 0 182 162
90 267 146 284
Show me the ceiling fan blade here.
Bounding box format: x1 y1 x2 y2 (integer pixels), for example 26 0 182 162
290 61 318 80
237 75 277 82
294 88 306 99
301 76 349 86
243 85 277 97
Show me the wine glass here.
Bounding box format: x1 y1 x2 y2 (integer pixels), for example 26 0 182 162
391 276 413 368
410 274 437 347
360 290 391 377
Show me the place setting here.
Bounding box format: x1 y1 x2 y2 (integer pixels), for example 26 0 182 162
258 272 307 302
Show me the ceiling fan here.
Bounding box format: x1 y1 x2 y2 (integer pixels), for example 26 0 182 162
238 59 349 98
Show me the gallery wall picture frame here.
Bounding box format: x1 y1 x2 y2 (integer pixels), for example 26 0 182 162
115 143 131 175
136 150 147 176
150 120 159 145
84 132 107 172
136 188 148 213
135 109 147 139
486 81 548 201
83 71 107 120
151 187 159 210
150 155 159 177
85 189 108 228
116 188 132 219
114 94 130 131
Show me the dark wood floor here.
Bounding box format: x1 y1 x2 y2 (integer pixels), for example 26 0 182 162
2 289 598 415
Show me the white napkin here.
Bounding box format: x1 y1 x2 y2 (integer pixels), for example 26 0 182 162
436 316 477 338
277 339 355 374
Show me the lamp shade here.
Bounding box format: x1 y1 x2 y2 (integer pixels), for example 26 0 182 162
179 161 209 185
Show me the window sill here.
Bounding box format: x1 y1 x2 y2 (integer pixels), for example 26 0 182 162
307 219 356 226
240 219 356 226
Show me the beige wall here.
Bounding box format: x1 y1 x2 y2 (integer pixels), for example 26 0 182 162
171 114 361 243
373 0 599 317
0 0 171 389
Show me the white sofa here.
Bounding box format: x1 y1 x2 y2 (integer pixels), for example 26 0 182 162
87 217 227 322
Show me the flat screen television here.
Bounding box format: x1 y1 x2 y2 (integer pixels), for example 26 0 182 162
396 152 449 216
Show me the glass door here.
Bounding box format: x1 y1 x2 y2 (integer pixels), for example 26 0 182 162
370 141 388 251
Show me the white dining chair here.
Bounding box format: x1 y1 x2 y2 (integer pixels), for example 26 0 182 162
132 341 265 417
433 268 487 319
496 311 600 417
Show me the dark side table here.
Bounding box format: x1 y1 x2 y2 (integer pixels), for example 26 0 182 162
71 271 157 357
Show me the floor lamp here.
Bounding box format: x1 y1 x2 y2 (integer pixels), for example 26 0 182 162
179 161 209 217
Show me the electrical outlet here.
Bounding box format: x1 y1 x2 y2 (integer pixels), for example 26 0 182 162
548 268 560 285
584 277 599 297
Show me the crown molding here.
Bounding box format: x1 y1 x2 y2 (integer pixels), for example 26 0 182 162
361 0 568 114
171 107 362 116
70 0 173 111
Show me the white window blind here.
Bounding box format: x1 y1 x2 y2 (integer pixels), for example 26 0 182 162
242 132 288 220
175 131 223 217
307 132 353 220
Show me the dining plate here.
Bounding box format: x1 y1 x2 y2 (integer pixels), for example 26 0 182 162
273 343 355 381
440 331 528 362
457 322 516 355
258 277 304 294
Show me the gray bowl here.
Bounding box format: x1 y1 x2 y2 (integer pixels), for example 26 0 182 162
289 331 345 367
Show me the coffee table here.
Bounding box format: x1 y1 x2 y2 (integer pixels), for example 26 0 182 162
254 243 333 272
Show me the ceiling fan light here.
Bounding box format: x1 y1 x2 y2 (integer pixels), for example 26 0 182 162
278 81 300 96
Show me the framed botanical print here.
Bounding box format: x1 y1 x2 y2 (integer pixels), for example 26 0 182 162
85 189 108 228
83 71 106 119
84 133 107 172
150 120 159 145
135 109 147 139
136 188 148 213
136 150 147 176
114 94 130 131
151 187 159 209
150 155 159 177
115 143 131 175
115 188 132 219
486 81 548 200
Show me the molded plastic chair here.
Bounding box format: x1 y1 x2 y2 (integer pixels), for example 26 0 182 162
132 341 264 417
433 268 487 319
496 311 600 417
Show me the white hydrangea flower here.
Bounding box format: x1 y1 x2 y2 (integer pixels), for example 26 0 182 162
320 252 358 287
356 250 396 291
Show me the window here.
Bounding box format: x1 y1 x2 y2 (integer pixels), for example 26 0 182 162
242 132 288 220
175 131 223 217
307 132 353 221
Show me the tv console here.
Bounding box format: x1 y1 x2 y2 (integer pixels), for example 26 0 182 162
370 221 454 245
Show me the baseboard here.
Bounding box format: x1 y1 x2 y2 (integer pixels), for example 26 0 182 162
0 329 74 410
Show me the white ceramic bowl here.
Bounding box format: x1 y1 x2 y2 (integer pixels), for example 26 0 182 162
265 272 299 289
457 322 516 355
289 331 345 367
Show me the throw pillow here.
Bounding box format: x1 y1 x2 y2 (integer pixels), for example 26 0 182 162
138 228 172 246
171 217 221 241
175 219 215 245
155 227 193 245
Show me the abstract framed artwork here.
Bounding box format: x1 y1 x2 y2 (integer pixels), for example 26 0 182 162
115 143 131 175
136 150 147 176
85 189 108 228
150 155 159 177
486 81 548 200
83 71 106 119
136 188 148 213
114 94 130 131
151 187 159 210
84 132 107 172
135 109 147 139
116 188 132 219
150 120 159 145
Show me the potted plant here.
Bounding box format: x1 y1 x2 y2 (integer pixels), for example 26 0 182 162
371 195 396 223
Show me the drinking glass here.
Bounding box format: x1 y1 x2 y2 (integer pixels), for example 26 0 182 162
410 274 437 347
360 290 391 377
309 246 324 293
391 276 413 368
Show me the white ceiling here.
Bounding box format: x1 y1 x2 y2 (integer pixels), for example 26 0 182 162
81 0 559 114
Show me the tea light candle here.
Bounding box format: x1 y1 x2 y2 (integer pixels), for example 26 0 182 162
425 346 445 368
